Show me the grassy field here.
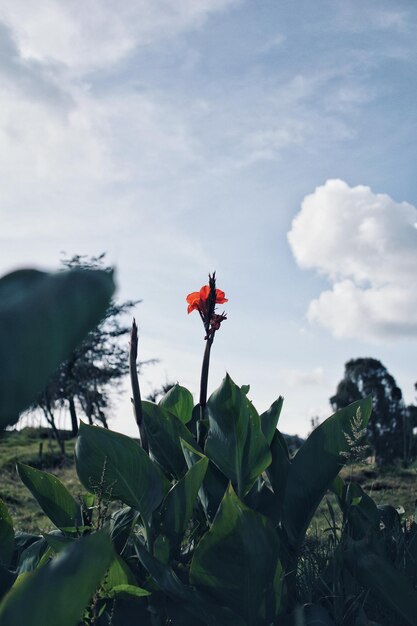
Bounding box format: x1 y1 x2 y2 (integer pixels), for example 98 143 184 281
1 427 417 534
0 428 82 532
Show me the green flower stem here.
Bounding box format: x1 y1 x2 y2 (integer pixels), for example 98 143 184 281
198 337 213 446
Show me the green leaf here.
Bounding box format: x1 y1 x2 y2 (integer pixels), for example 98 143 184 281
260 397 284 445
161 453 209 550
345 537 417 626
142 401 198 478
110 507 139 555
282 396 372 547
107 584 151 599
101 554 136 595
190 484 282 625
17 538 48 574
266 430 290 524
75 422 169 521
17 463 82 532
136 542 244 626
181 439 227 522
0 500 14 568
159 384 194 424
205 374 272 497
0 532 114 626
0 268 115 429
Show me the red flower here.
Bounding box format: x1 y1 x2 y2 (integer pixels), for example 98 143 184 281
186 285 228 314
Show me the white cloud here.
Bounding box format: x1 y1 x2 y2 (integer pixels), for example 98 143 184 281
288 179 417 340
285 367 324 387
0 0 239 71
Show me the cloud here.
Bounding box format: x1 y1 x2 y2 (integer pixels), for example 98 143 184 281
0 0 239 71
288 179 417 340
285 367 325 387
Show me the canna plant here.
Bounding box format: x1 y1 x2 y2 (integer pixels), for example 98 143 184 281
1 269 414 625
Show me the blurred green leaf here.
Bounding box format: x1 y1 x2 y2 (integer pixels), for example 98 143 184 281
75 422 169 521
0 500 14 568
282 396 372 547
159 384 194 424
205 374 271 497
0 268 115 428
142 401 198 478
17 463 82 532
190 484 282 625
0 532 113 626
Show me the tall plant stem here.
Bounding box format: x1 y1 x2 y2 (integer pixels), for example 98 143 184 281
198 337 213 446
129 319 148 453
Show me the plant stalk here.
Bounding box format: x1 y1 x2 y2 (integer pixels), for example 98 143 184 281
129 319 148 453
198 336 213 446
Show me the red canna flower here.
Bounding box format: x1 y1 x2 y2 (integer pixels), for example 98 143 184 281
186 285 228 314
186 273 228 340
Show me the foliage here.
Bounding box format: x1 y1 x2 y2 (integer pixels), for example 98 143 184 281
2 269 417 625
331 358 412 465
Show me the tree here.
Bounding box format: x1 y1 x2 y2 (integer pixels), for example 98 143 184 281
31 254 141 437
330 358 410 466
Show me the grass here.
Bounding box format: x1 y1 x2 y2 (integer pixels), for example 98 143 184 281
2 428 417 535
310 462 417 537
0 428 82 533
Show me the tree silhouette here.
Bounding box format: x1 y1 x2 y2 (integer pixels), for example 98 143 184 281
330 358 410 465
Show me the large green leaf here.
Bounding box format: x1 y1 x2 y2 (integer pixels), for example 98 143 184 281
0 532 113 626
0 500 13 568
159 384 194 424
282 396 372 547
136 542 244 626
205 375 271 497
260 396 284 445
0 268 114 428
17 463 82 532
75 422 169 521
141 401 198 478
345 537 417 626
161 453 209 550
190 484 282 625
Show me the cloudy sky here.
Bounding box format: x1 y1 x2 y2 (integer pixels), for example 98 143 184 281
1 0 416 437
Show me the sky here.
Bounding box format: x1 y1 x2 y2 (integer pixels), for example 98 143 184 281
1 0 416 437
